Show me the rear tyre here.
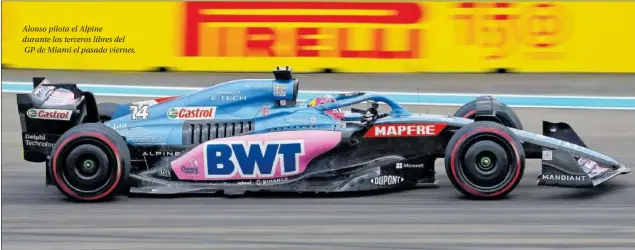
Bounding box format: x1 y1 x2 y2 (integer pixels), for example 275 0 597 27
453 96 523 130
445 121 525 199
49 123 131 202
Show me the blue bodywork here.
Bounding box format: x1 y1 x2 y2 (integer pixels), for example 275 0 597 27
101 74 628 173
102 77 427 147
100 73 626 172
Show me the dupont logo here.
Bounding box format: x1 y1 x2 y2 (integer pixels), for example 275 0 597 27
167 107 216 120
26 108 73 121
364 124 447 138
371 175 404 186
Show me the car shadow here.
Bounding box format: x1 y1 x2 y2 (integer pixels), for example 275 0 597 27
127 186 433 200
540 181 629 200
126 180 629 201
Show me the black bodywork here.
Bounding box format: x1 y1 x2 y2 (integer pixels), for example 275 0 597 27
119 121 542 195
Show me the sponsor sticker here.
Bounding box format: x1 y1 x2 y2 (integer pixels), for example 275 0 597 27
364 124 447 138
23 133 56 149
371 175 404 186
158 168 171 178
26 108 73 121
540 174 586 181
285 118 312 124
273 83 287 97
542 150 553 161
205 140 305 178
211 95 247 101
124 127 165 145
396 162 425 169
181 159 199 175
142 150 182 157
167 106 216 120
107 123 127 130
256 177 289 185
217 90 240 95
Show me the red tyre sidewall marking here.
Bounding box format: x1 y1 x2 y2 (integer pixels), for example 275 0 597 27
450 127 522 197
463 110 477 118
52 132 122 201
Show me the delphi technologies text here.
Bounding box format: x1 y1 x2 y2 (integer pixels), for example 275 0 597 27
23 133 56 150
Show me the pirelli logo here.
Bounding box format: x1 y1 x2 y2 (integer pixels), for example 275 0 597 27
183 1 426 59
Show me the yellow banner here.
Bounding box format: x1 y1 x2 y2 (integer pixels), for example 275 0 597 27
3 1 635 73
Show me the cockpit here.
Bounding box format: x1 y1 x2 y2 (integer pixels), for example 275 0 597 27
272 66 402 128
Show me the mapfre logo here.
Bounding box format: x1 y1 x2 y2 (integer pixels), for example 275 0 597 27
26 108 73 121
364 123 447 138
167 107 216 120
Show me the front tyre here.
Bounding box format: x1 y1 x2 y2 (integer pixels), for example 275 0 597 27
453 96 523 130
49 123 131 202
444 121 525 199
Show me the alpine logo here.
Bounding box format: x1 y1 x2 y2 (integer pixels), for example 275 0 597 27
371 175 404 186
205 140 305 178
26 108 73 121
167 107 216 120
364 124 447 138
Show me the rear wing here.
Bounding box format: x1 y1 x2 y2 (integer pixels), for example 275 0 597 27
17 77 100 162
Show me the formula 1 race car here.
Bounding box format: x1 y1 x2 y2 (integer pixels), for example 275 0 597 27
16 67 631 202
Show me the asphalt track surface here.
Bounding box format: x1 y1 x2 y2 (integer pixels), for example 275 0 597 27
2 71 635 250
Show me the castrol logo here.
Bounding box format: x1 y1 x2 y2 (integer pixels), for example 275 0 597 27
26 108 73 121
167 107 216 120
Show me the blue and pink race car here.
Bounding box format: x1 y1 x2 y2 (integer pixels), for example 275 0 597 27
16 67 630 202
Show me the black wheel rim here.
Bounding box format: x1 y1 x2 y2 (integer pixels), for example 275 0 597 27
74 156 100 179
57 138 117 194
455 133 517 193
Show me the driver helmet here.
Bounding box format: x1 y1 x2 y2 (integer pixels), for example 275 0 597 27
307 95 345 120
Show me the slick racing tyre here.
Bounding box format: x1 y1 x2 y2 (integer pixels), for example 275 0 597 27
48 123 131 202
445 121 525 199
453 96 523 130
97 103 119 122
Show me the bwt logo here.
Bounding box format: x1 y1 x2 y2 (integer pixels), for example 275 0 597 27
183 1 425 59
204 140 305 178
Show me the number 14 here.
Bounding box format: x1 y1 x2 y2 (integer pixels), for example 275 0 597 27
130 105 149 120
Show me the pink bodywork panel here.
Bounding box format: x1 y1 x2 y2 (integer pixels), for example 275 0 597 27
43 90 78 106
171 130 342 180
